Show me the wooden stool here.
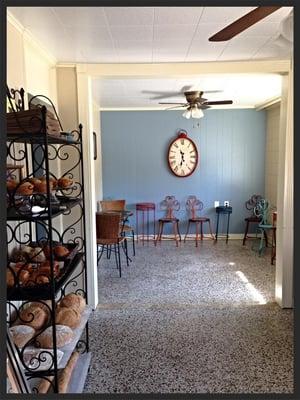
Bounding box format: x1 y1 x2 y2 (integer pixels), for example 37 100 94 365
155 218 181 247
136 202 156 245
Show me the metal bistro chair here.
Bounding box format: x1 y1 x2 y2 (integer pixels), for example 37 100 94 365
252 199 273 256
155 196 181 246
96 212 129 277
243 194 264 245
100 199 135 256
184 196 214 246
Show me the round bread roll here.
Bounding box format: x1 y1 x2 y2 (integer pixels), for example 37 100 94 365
7 179 18 192
60 293 86 314
38 325 73 348
55 306 81 328
16 182 34 195
29 300 53 324
39 260 59 276
54 245 69 258
7 269 15 287
19 304 48 330
34 180 53 194
28 177 42 186
29 247 46 263
57 177 73 188
9 325 35 348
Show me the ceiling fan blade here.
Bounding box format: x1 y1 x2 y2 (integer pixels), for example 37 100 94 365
165 105 187 110
198 105 211 110
203 100 233 105
196 97 208 103
159 102 188 105
209 6 281 41
202 90 223 94
142 90 185 100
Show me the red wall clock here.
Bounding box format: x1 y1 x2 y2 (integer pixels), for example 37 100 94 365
167 130 198 177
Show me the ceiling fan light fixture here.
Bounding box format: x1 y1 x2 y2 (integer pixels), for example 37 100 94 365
182 109 192 119
191 106 204 119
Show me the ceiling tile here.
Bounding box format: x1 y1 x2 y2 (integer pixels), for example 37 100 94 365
104 7 154 26
153 24 198 41
154 7 203 25
110 25 153 41
200 7 255 23
218 36 270 61
64 26 113 45
52 7 108 28
186 40 227 61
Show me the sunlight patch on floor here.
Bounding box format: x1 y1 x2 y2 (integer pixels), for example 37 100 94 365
236 270 267 305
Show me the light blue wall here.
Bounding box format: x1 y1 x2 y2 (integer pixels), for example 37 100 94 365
100 109 266 234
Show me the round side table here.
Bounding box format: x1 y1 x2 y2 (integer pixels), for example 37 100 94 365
136 202 156 245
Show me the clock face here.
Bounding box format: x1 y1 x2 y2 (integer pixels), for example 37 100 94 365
167 134 198 177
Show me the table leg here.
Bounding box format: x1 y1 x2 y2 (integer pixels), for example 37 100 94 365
226 213 230 244
215 214 220 241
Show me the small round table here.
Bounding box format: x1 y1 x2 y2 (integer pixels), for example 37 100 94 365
136 202 156 245
215 206 232 244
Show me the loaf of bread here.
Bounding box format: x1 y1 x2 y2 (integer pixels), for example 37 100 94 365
28 177 42 186
58 351 79 393
19 304 48 330
7 269 15 287
38 325 73 348
55 306 81 329
34 180 53 194
60 293 86 314
9 325 35 347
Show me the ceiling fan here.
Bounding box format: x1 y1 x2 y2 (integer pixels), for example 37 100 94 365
208 6 293 44
159 90 233 119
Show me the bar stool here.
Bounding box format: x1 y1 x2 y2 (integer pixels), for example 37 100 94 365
155 196 181 247
184 196 214 247
136 202 156 245
243 194 263 245
215 206 232 244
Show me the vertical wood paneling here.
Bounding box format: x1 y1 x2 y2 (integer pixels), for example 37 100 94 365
101 109 266 234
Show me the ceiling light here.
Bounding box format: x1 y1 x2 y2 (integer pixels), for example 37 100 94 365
191 107 204 119
182 109 191 119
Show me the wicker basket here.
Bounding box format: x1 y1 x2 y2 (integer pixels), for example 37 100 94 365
7 108 61 136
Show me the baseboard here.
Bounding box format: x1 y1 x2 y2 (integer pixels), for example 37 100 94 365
136 234 245 240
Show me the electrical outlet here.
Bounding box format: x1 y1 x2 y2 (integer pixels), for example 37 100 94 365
214 201 219 208
224 201 229 207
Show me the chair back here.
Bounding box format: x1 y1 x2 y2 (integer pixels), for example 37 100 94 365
186 196 203 219
160 195 180 219
245 194 263 216
96 212 121 240
100 199 125 212
254 199 270 225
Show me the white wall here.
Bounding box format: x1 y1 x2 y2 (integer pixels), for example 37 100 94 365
7 13 57 107
265 103 281 212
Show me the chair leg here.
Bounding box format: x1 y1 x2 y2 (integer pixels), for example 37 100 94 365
172 221 178 247
132 230 136 256
264 230 269 247
208 220 214 240
243 220 250 245
200 222 204 240
258 229 265 256
97 245 104 264
155 221 163 245
184 220 191 243
176 220 181 241
195 221 199 247
114 244 119 269
117 243 122 277
124 238 129 266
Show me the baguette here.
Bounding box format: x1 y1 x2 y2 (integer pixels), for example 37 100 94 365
58 351 79 393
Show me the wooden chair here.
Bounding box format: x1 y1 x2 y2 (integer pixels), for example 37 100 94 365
184 196 214 246
155 195 181 246
243 194 263 245
96 212 128 277
99 199 135 256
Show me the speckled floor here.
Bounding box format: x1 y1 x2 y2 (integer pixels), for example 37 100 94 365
84 239 293 394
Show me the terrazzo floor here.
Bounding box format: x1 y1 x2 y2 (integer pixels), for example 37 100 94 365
84 239 293 394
